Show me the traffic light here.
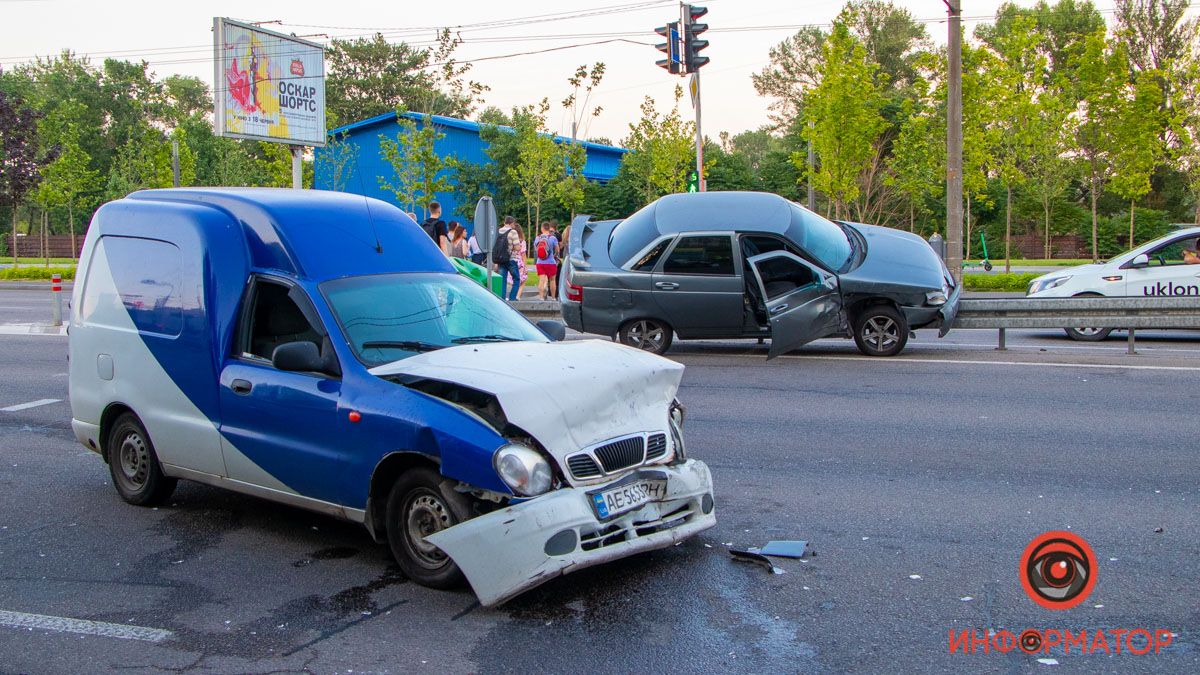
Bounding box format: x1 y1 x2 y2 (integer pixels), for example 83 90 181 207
655 22 683 75
682 5 709 72
687 171 699 193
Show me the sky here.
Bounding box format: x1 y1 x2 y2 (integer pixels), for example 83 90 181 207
0 0 1162 144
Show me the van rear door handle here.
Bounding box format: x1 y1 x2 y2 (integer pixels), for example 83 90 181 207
655 282 679 290
231 379 253 395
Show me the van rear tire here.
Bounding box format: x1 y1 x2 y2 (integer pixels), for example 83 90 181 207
106 413 177 506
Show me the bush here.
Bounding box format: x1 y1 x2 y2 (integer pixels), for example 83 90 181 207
0 266 76 281
963 272 1038 292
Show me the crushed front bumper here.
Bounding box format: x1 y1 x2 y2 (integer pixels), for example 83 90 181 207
426 459 716 607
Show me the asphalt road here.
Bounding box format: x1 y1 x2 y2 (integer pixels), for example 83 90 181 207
0 289 1197 673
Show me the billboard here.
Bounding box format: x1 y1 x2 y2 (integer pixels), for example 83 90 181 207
213 18 326 147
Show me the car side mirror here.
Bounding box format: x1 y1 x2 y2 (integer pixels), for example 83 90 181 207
536 319 567 342
1130 253 1149 268
272 342 323 372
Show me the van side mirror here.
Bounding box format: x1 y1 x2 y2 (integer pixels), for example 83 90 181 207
536 319 567 342
272 342 323 372
1129 253 1150 268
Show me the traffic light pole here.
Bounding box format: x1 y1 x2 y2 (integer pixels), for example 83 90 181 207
692 72 705 192
944 0 963 284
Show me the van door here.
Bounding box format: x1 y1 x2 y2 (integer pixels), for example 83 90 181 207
1123 234 1200 298
217 277 347 505
651 234 743 337
746 251 842 359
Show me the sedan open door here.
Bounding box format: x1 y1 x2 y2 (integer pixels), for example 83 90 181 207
747 252 842 359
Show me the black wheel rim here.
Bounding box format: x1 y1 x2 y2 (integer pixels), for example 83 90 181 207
402 488 452 569
116 431 150 491
625 320 665 352
861 316 899 352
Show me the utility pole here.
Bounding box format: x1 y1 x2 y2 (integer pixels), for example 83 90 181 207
171 138 181 187
291 145 303 189
944 0 964 284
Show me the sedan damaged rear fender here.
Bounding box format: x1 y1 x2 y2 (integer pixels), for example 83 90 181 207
426 459 716 607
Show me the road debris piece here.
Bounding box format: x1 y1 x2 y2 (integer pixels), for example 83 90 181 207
758 540 808 558
729 547 785 575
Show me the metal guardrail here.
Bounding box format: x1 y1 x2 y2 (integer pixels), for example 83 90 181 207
954 296 1200 353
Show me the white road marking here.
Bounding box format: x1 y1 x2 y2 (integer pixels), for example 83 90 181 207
777 354 1200 372
0 609 172 642
1 399 61 412
679 351 1200 372
911 340 1200 354
0 323 67 336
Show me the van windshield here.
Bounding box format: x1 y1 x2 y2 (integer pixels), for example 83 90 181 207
321 273 548 367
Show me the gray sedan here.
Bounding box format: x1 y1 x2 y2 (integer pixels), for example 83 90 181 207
560 191 959 357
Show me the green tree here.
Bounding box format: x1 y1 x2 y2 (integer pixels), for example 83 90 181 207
315 131 359 192
33 100 98 262
886 88 941 232
325 35 436 125
1073 31 1128 260
378 114 456 218
622 87 695 203
1109 71 1166 246
798 23 886 219
1026 85 1077 258
510 100 565 232
980 15 1044 269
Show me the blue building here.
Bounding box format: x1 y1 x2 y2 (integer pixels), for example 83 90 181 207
314 111 626 223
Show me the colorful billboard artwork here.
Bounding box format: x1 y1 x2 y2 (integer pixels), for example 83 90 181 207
213 18 326 147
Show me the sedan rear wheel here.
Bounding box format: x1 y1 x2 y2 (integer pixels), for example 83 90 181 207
618 318 674 355
852 305 909 357
1064 327 1113 341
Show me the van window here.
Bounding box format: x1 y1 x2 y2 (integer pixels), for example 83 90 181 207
662 235 735 276
239 280 322 362
79 236 183 337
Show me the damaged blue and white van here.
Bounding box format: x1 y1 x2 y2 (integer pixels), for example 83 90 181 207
68 188 716 606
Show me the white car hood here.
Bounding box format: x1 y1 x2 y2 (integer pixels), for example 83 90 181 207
1031 263 1105 283
369 340 684 465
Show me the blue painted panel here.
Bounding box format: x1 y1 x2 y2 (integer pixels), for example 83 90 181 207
315 111 627 224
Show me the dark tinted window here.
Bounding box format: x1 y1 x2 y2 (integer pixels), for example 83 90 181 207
80 236 183 337
630 239 671 271
662 236 735 276
755 256 816 300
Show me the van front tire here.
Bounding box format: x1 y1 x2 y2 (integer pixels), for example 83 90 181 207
106 413 177 506
385 467 470 589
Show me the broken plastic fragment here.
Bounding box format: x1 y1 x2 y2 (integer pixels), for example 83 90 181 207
909 574 922 580
960 596 973 601
729 547 783 575
1037 658 1058 665
758 540 808 558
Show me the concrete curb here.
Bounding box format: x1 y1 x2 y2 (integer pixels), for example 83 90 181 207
510 300 561 320
0 282 74 291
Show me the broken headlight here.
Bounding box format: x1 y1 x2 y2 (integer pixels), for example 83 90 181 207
494 443 553 497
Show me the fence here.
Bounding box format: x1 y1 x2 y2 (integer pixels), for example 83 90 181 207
4 235 83 259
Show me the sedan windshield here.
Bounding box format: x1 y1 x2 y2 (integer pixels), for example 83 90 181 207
321 273 547 367
789 203 852 270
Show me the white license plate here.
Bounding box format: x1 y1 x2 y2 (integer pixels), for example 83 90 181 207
590 479 668 519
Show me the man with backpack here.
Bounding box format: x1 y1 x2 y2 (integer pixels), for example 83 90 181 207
493 216 523 301
420 201 450 256
533 222 559 301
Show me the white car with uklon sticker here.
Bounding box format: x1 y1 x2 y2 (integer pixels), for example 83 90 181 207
1026 226 1200 341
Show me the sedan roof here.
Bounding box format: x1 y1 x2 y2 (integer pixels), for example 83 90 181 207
648 191 794 235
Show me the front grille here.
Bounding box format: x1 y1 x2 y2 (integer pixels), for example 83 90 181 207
646 433 668 459
567 454 602 479
594 436 646 473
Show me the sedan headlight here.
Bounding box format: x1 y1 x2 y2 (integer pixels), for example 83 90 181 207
925 290 948 306
1028 275 1072 295
493 444 553 496
669 400 686 460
